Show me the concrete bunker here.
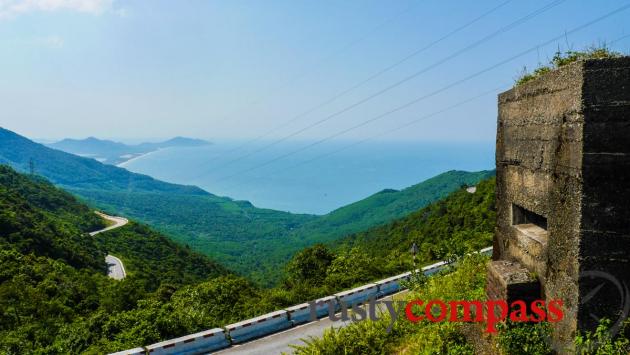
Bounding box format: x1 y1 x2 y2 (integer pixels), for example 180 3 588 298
487 56 630 351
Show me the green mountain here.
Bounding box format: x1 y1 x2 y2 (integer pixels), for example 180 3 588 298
294 169 494 244
0 164 227 285
334 176 496 268
48 136 211 165
0 165 107 271
0 165 230 354
278 177 496 304
0 127 493 285
0 163 496 353
0 127 314 283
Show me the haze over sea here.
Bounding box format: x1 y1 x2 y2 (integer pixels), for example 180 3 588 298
121 140 494 215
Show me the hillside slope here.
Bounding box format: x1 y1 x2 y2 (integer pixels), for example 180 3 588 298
0 164 228 285
0 165 107 270
1 127 492 285
0 165 231 353
0 165 497 353
280 177 496 297
337 177 496 261
0 127 314 283
295 170 494 245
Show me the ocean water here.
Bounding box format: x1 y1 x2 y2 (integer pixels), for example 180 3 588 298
120 140 495 215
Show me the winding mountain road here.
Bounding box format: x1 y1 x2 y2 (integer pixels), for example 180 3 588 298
90 212 129 236
90 212 129 280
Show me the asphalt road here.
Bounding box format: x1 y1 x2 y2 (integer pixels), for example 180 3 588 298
89 212 129 236
105 254 127 280
90 212 129 280
215 290 409 355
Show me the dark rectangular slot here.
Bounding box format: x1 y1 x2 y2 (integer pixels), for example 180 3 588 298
512 204 547 230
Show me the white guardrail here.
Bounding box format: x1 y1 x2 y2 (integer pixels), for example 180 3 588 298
111 246 493 355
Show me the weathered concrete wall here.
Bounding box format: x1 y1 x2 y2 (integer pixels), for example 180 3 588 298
579 57 630 335
486 260 541 304
493 57 630 351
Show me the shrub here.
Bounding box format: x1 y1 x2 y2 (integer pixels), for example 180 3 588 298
574 319 630 355
497 321 552 355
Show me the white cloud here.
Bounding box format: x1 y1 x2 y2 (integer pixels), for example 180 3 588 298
0 0 115 19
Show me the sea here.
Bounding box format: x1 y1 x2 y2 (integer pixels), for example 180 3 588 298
120 140 495 215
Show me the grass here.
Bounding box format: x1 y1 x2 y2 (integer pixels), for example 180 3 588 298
515 45 623 86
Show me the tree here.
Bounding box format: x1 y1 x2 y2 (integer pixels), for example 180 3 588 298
285 244 335 286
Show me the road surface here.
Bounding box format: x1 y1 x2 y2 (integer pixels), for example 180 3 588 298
215 290 409 355
90 212 129 280
105 254 127 280
90 212 129 236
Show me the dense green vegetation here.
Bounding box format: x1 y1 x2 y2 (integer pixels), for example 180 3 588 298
515 46 622 86
574 320 630 354
0 166 294 352
0 165 235 353
496 322 553 355
94 222 228 289
0 162 498 353
277 177 495 301
0 126 491 285
336 177 495 270
71 187 313 285
294 170 494 246
0 165 106 270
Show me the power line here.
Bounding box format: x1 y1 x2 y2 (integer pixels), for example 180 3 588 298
212 1 421 128
204 0 564 175
203 0 515 166
212 2 630 183
208 0 565 180
610 32 630 45
281 85 508 172
222 84 507 190
220 31 630 190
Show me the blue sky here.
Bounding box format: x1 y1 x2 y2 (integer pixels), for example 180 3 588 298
1 0 629 143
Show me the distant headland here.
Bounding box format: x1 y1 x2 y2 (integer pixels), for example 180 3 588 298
48 136 212 166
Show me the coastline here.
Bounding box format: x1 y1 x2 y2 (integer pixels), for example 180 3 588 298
116 148 164 168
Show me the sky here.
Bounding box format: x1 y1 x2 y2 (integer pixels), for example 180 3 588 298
1 0 629 143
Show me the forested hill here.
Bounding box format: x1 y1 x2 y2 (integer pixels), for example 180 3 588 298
0 165 230 353
0 164 107 270
337 177 496 264
0 164 228 284
293 170 494 245
0 164 496 353
0 127 314 283
0 127 493 285
0 127 209 193
273 177 497 304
